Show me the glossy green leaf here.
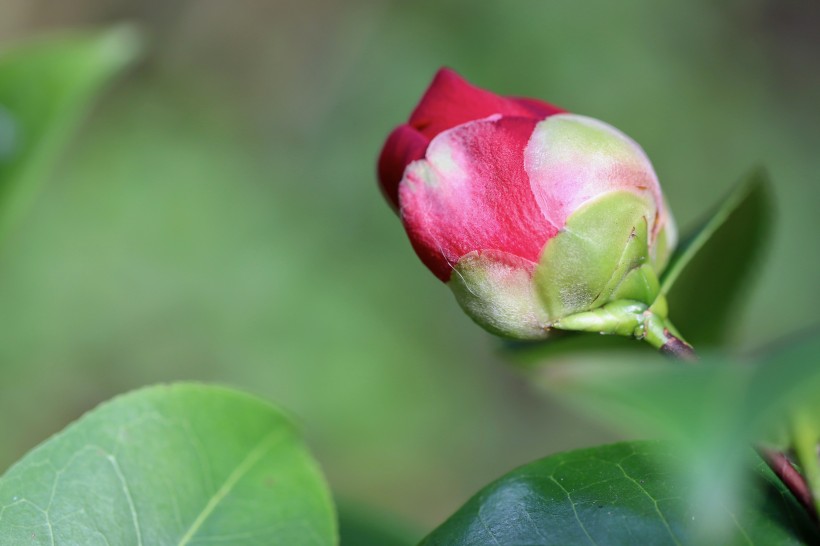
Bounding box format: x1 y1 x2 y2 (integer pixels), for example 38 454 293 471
661 170 771 346
524 334 820 539
0 26 139 239
0 383 336 546
421 441 818 545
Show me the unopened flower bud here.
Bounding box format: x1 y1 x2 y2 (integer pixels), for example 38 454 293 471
378 69 676 340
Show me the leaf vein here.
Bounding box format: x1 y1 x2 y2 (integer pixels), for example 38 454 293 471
548 475 598 546
615 462 681 546
176 429 283 546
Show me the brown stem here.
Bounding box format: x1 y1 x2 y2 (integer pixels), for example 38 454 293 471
662 342 820 524
658 331 697 361
757 447 818 522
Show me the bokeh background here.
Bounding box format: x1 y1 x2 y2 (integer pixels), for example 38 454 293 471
1 0 818 536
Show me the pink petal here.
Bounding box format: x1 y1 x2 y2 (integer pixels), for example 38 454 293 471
400 116 558 282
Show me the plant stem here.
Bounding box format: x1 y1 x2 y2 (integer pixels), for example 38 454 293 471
658 332 697 361
662 342 820 525
757 447 818 523
643 313 697 362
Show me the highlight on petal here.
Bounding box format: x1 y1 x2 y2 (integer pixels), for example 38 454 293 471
408 68 563 140
524 114 664 238
399 115 558 282
449 250 551 340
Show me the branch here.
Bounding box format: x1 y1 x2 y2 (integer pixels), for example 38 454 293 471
757 447 818 523
658 331 697 361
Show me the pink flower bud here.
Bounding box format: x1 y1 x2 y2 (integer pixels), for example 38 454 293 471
378 69 676 340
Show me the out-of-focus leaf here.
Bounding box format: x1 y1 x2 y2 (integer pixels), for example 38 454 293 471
527 333 820 541
533 351 752 440
500 327 657 369
0 26 139 238
750 333 820 514
0 383 336 546
420 441 817 545
529 333 820 448
747 333 820 423
662 170 772 346
338 500 416 546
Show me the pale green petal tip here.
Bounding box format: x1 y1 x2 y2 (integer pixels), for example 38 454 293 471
449 251 551 340
540 114 644 160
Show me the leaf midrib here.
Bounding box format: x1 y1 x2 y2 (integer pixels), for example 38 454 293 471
177 429 283 546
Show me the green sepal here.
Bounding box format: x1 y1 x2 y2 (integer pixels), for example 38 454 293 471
609 263 660 306
554 300 646 337
535 190 655 319
650 221 674 273
553 296 686 351
449 250 551 340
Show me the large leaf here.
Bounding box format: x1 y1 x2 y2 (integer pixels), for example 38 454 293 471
0 383 337 545
661 170 771 346
0 26 139 239
524 334 820 542
420 441 818 545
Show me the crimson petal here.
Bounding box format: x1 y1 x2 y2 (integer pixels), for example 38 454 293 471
399 116 558 282
408 68 563 139
377 124 429 210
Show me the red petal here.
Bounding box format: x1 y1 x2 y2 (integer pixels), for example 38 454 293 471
377 124 429 210
399 116 558 282
408 68 564 140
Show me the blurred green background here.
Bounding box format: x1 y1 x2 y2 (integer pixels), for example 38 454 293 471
0 0 818 534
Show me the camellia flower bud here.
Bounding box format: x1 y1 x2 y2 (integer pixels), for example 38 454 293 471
378 68 677 342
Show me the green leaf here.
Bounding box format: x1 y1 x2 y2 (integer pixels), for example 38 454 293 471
749 334 820 514
0 26 139 239
522 334 820 543
0 383 337 546
661 170 772 346
420 441 818 545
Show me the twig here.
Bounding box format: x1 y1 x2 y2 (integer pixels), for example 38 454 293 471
658 331 697 361
757 447 818 522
